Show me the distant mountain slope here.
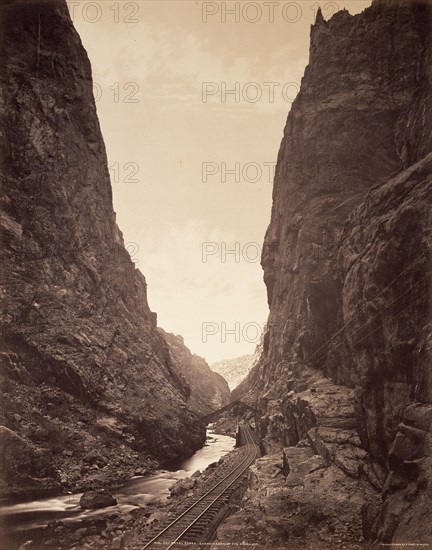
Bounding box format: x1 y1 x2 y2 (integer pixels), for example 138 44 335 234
211 355 254 391
160 329 230 415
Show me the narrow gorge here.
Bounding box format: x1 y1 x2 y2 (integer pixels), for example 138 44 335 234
0 0 430 549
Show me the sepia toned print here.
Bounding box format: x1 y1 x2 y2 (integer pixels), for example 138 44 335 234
0 1 431 549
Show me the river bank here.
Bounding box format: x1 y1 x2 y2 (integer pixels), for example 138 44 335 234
1 429 235 549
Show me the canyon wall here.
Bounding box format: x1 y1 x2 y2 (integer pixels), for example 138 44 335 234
232 0 431 545
159 329 230 415
0 0 212 500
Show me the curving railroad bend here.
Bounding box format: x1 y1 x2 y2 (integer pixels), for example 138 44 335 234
139 424 260 550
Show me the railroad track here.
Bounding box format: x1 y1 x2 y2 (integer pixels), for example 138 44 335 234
138 424 259 550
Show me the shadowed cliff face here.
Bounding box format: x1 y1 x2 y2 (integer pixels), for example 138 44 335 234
159 329 230 415
237 0 431 544
261 2 427 368
0 0 208 499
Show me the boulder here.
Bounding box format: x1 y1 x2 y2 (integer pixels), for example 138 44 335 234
169 477 196 496
79 490 117 509
111 536 124 549
82 449 108 467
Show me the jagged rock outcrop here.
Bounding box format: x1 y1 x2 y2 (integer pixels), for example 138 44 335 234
211 355 254 391
159 329 230 415
229 0 431 546
0 0 205 500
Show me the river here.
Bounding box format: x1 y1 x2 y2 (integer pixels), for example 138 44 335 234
1 428 235 542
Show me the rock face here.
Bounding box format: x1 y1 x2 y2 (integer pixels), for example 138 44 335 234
211 355 254 391
0 0 206 499
159 329 230 415
230 0 432 546
213 447 371 550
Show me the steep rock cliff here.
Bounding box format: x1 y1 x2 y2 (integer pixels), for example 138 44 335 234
232 0 431 545
159 329 230 415
0 0 205 500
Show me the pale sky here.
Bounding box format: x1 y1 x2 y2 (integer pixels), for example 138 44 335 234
69 0 372 363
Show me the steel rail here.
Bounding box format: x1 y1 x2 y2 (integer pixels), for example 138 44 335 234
140 424 258 550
